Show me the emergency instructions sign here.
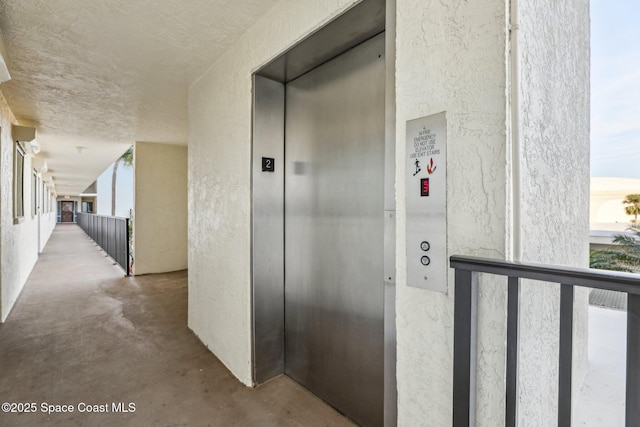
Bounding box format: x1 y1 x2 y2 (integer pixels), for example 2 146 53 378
406 112 447 293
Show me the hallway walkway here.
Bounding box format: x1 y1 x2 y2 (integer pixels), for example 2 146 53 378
0 224 352 427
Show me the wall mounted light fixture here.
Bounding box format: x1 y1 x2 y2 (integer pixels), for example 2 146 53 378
13 125 39 155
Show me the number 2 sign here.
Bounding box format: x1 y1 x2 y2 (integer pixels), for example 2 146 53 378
262 157 275 172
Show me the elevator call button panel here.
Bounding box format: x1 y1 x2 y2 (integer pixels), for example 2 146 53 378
406 112 447 293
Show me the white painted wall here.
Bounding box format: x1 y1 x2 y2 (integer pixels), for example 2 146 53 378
395 0 589 424
188 0 590 423
517 1 590 424
134 142 187 275
0 91 55 322
37 176 57 252
395 1 509 424
39 212 56 252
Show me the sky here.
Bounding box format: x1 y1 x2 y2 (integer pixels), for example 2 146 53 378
590 0 640 178
96 163 133 218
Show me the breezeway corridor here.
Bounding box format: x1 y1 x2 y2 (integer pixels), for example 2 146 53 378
0 224 352 426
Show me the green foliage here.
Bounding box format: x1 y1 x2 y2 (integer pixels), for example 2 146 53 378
111 146 133 216
120 146 134 167
590 229 640 272
623 194 640 224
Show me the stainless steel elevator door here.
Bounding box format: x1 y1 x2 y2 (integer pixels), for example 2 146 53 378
284 33 385 427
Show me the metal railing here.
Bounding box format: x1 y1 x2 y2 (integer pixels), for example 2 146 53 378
450 255 640 427
77 212 130 276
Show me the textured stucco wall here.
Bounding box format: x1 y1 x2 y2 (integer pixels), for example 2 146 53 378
188 0 590 421
37 176 57 252
0 91 46 322
517 1 590 425
134 142 188 275
395 0 589 425
188 0 359 385
39 211 56 252
395 1 510 425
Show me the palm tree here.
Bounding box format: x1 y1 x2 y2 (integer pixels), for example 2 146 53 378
111 146 133 216
623 194 640 225
590 229 640 272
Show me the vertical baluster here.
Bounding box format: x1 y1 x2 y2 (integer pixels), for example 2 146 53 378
558 284 574 427
506 277 520 427
453 269 477 427
125 218 131 276
626 293 640 426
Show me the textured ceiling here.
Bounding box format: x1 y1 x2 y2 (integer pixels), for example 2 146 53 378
0 0 278 195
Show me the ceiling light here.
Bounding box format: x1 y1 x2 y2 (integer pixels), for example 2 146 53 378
22 139 40 155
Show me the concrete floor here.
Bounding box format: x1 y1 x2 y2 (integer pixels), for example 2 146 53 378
575 306 626 426
0 224 354 427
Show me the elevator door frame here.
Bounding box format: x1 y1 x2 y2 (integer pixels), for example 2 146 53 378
251 0 396 425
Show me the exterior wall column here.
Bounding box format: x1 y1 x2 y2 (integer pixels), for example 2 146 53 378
133 141 188 275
